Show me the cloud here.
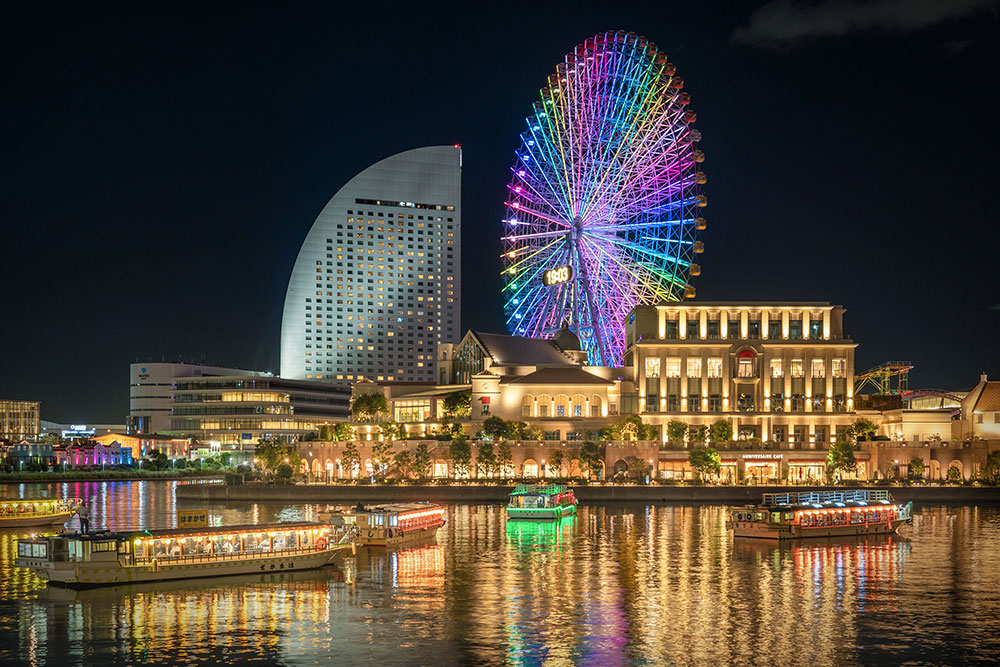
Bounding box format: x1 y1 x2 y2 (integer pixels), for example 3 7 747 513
732 0 999 49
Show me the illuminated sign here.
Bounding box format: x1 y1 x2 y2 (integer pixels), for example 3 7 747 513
543 265 572 286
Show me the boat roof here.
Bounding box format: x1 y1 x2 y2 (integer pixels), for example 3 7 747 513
47 522 327 541
327 502 441 514
753 489 895 510
510 484 569 496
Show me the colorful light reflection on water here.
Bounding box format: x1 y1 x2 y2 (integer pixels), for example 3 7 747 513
1 482 999 665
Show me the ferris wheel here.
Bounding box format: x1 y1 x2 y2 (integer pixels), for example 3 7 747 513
501 30 706 367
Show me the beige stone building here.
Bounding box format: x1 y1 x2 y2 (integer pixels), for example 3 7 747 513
0 400 40 441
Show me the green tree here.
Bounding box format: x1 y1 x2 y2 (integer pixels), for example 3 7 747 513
482 416 507 441
372 439 394 473
351 393 388 421
666 421 687 442
393 449 413 480
275 463 294 484
504 420 527 440
526 425 545 441
378 421 402 442
688 447 721 480
852 418 878 442
146 448 168 471
579 441 602 480
909 456 925 479
477 441 497 478
342 441 361 478
450 439 471 478
497 440 514 478
826 439 858 480
628 457 650 481
548 449 564 478
982 450 1000 484
709 420 733 443
412 442 431 480
333 422 355 441
318 424 332 441
947 463 963 482
687 425 708 445
443 390 472 418
254 439 286 474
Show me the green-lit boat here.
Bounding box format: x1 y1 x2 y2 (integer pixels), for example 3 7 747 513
506 484 578 521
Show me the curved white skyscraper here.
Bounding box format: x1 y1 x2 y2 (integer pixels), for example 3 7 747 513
281 146 461 383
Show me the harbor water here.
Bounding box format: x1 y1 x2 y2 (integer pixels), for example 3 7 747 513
1 481 999 665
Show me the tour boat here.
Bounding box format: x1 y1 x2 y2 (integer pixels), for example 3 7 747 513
728 489 912 540
0 498 82 528
15 522 354 587
506 484 578 521
319 502 445 547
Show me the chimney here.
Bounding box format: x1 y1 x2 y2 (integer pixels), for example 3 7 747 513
982 373 989 384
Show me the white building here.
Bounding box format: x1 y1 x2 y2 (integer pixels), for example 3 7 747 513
281 146 462 384
128 362 269 434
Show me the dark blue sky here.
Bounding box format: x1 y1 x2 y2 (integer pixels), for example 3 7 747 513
2 1 998 422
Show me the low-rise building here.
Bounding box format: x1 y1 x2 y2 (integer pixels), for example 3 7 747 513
958 374 1000 440
92 433 191 460
54 440 132 467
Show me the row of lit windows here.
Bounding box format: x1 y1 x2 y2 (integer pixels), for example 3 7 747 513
644 356 848 379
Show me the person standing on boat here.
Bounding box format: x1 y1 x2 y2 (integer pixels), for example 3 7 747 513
77 504 90 534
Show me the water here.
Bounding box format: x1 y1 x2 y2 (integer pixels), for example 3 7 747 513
1 481 999 666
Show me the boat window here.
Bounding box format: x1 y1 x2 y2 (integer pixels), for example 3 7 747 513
92 541 116 552
68 540 84 561
784 512 793 520
17 542 47 558
390 516 398 527
754 512 763 521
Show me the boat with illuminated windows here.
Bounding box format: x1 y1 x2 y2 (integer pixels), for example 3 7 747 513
319 502 445 547
14 522 354 587
0 498 82 528
729 489 912 540
506 484 578 521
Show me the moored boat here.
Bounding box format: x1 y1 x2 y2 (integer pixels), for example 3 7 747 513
0 498 82 528
729 489 912 540
320 503 445 547
15 522 354 587
506 484 578 521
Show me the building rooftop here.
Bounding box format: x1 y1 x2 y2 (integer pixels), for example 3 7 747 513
473 331 574 366
971 382 1000 412
502 367 613 385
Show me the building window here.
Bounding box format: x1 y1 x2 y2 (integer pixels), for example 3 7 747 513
789 319 802 340
771 394 784 412
737 351 755 378
977 413 984 424
790 359 804 379
793 426 806 443
811 397 824 411
573 404 582 417
689 397 702 412
737 393 754 412
791 394 805 412
810 319 822 338
687 317 700 339
768 320 781 339
811 359 825 378
645 394 659 412
728 319 740 339
646 377 660 401
815 427 827 444
770 359 783 378
708 395 722 412
748 319 761 339
707 358 722 379
832 359 847 378
687 358 702 378
707 319 720 339
665 320 679 339
665 358 681 378
645 357 661 378
667 395 680 411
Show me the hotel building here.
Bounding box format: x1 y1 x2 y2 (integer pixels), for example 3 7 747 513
0 400 40 441
280 146 462 384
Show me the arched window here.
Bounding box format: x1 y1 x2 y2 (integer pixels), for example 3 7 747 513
737 350 756 378
554 394 570 417
590 394 603 417
521 394 534 418
571 394 587 417
537 394 552 417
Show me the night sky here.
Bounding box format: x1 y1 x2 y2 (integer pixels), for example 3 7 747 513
2 1 998 423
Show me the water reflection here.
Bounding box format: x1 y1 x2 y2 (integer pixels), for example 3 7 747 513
1 483 999 665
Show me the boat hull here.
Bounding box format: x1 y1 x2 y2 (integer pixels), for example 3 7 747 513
357 523 442 547
0 511 74 529
506 505 577 522
17 546 350 588
732 519 906 540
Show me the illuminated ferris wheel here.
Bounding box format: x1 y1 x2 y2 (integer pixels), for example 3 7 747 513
500 30 706 366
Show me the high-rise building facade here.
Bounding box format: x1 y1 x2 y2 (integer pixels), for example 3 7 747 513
281 146 462 383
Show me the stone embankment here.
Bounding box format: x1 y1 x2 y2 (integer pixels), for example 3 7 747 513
174 483 1000 504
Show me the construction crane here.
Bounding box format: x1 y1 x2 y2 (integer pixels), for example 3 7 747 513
854 361 913 395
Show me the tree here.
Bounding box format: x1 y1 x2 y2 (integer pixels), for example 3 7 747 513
413 442 431 480
982 450 1000 484
372 439 394 473
504 421 527 440
146 448 168 471
342 441 361 478
497 440 514 478
254 439 286 474
477 441 496 478
613 416 639 441
947 463 962 482
667 421 687 442
579 441 602 480
852 418 878 442
351 393 388 421
878 461 896 480
909 457 925 479
318 424 332 441
333 422 355 441
628 458 650 481
709 420 733 443
379 421 402 442
450 439 471 478
482 416 507 441
688 425 708 445
826 439 858 480
443 390 472 418
545 449 563 477
275 463 294 484
526 425 545 441
688 447 721 480
393 450 413 480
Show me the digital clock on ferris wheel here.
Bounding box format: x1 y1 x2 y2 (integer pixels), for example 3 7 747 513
543 265 573 286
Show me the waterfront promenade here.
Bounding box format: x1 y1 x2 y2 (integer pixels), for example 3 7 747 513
175 482 1000 504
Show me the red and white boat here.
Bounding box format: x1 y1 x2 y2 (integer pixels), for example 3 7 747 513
320 502 445 547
